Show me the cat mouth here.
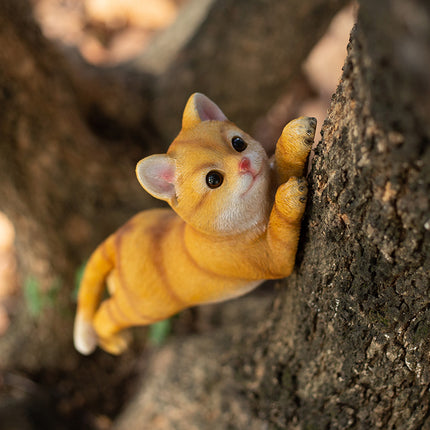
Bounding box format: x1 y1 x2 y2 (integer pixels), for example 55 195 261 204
241 169 262 196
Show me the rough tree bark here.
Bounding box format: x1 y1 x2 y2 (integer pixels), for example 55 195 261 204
0 0 347 423
114 0 430 429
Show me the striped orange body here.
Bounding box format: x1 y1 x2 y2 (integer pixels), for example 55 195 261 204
74 93 316 355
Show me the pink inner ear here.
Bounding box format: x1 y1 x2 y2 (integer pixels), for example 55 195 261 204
154 177 175 195
137 156 176 199
160 170 174 183
151 162 175 195
195 94 227 122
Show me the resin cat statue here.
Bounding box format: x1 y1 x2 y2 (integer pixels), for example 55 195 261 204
74 93 316 355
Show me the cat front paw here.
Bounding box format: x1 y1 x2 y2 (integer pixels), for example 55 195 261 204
275 116 317 183
280 116 317 150
275 176 308 223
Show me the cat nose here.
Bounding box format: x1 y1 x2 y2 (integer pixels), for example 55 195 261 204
239 157 251 173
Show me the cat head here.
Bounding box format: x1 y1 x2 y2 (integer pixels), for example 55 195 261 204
136 93 272 235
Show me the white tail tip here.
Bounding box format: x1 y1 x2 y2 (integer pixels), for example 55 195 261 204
74 312 98 355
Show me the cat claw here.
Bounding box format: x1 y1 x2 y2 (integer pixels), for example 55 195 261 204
276 176 308 222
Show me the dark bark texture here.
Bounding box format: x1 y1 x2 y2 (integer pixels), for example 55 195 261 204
114 0 430 429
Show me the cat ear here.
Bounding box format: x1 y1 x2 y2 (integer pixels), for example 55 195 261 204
136 155 176 201
182 93 228 129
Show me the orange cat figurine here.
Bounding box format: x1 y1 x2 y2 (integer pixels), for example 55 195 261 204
74 93 316 355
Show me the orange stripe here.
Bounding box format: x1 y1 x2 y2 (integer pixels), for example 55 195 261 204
179 223 236 281
114 222 158 322
100 241 111 263
148 214 187 306
191 190 210 213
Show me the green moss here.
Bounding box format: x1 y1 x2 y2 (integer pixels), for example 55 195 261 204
24 276 63 317
24 276 43 317
148 319 172 346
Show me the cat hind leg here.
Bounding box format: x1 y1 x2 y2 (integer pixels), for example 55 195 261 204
93 299 132 355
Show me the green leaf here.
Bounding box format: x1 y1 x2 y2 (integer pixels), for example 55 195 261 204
24 276 44 317
148 319 171 346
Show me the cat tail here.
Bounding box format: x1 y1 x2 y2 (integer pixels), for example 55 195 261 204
73 237 115 355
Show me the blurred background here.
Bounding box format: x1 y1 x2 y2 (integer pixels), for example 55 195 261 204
31 0 187 65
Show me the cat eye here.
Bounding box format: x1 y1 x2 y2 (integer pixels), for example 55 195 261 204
206 170 223 188
232 136 247 152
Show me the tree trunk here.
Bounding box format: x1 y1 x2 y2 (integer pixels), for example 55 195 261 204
114 0 430 428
